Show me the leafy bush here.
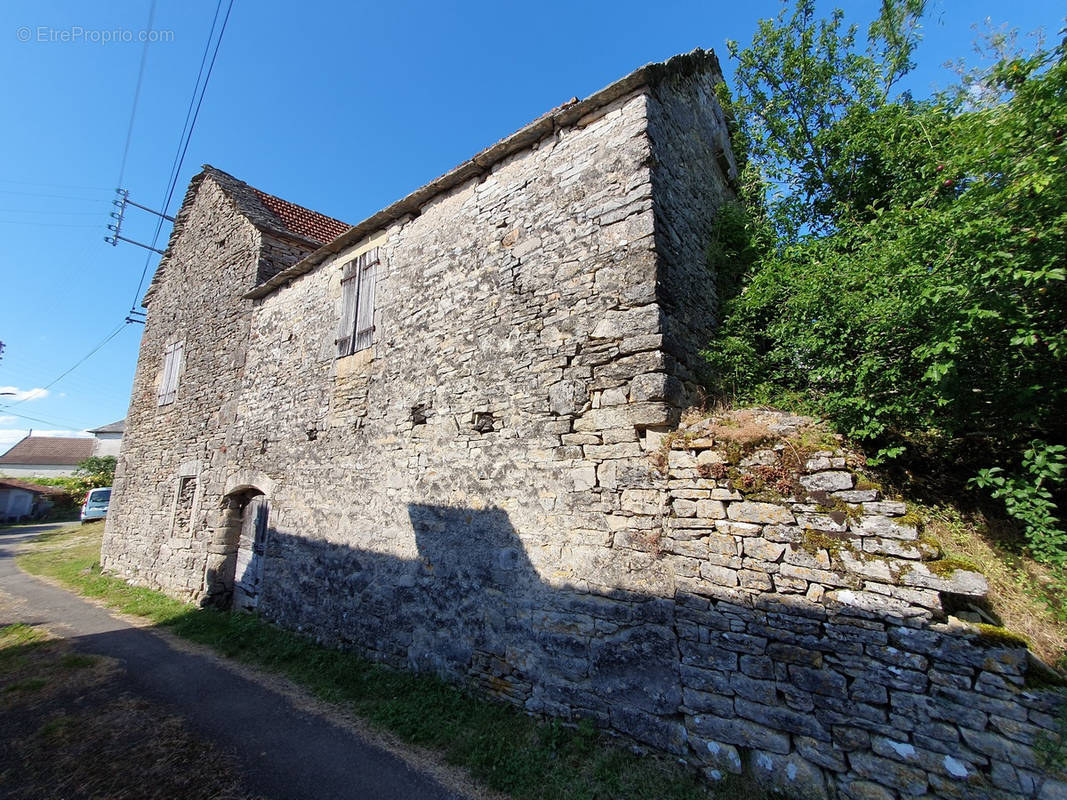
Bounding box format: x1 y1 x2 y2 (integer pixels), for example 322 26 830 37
711 4 1067 561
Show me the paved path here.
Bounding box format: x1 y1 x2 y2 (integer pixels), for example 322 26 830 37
0 523 465 800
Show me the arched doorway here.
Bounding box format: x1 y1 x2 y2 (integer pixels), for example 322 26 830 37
233 493 269 611
203 487 269 610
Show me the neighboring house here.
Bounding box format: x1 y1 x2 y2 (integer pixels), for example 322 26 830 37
0 478 64 522
88 419 126 458
0 420 124 478
0 435 95 478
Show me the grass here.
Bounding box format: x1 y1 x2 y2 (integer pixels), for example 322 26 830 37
0 619 253 799
912 503 1067 672
18 522 760 800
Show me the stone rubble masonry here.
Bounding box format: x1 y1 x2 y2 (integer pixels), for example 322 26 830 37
101 50 1066 800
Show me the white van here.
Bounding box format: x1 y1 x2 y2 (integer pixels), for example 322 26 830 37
80 487 111 522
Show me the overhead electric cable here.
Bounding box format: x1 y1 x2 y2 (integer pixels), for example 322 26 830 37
0 189 110 202
0 208 108 216
0 221 101 228
130 0 234 310
0 408 88 431
116 0 158 190
0 323 128 410
0 179 111 191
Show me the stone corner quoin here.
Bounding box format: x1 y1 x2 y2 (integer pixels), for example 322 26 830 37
99 49 1065 800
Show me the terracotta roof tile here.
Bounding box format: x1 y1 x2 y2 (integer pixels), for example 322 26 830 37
250 188 349 246
0 436 95 466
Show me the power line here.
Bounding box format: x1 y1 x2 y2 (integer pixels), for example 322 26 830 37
0 408 87 432
0 188 109 202
0 208 108 216
0 178 112 191
0 323 129 410
0 220 101 228
116 0 158 190
130 0 234 311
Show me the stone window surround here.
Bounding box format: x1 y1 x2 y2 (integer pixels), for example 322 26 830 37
168 460 202 539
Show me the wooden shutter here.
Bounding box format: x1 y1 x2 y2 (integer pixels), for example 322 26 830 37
336 263 359 356
158 341 183 405
336 248 379 357
354 248 378 352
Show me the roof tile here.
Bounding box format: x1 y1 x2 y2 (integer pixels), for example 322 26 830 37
0 436 95 466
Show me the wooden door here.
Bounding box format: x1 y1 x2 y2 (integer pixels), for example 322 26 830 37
233 495 268 611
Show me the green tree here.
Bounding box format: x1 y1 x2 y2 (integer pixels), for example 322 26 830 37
75 456 116 488
725 0 924 237
710 3 1067 561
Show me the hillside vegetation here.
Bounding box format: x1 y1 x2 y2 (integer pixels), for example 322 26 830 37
707 1 1066 567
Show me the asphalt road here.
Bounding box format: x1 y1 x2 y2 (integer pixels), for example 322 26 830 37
0 523 466 800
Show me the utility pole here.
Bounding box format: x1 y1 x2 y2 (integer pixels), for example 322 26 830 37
105 188 174 255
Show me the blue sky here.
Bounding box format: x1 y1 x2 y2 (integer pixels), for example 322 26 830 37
0 0 1062 452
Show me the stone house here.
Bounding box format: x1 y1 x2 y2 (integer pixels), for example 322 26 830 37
104 49 733 610
102 50 1065 800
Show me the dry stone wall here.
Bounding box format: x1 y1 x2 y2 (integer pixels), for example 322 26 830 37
617 410 1065 800
101 51 1065 800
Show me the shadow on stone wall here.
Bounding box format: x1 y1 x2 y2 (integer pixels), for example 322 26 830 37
248 504 1064 800
257 503 685 753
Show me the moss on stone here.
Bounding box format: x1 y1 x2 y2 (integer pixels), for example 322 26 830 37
895 511 924 531
723 442 744 464
926 556 981 577
891 560 914 584
971 623 1031 650
799 529 852 559
917 533 943 561
853 474 882 492
748 488 786 503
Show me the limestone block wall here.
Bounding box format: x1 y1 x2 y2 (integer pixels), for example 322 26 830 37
227 89 679 659
102 176 316 597
612 411 1065 800
647 62 737 392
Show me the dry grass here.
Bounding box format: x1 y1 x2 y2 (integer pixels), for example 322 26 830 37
704 409 777 447
921 505 1067 671
0 621 256 800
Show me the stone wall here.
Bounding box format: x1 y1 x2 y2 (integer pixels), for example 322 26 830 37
647 62 736 393
617 410 1065 799
101 175 317 597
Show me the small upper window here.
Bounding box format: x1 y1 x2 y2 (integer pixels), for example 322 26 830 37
158 341 183 406
336 248 378 357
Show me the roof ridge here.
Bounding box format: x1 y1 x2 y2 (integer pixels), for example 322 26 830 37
0 435 95 465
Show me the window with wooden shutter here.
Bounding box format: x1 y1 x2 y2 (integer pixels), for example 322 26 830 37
158 341 183 406
336 248 379 357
